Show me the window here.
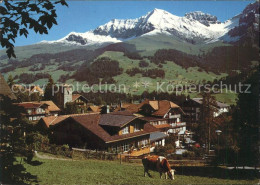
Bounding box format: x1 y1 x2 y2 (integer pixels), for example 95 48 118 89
27 109 32 114
112 145 117 152
121 143 129 152
122 126 129 134
138 139 148 147
134 123 141 132
33 116 36 120
37 108 45 113
115 143 129 152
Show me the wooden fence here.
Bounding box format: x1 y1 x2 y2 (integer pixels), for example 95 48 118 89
50 147 210 166
124 155 208 166
71 148 118 160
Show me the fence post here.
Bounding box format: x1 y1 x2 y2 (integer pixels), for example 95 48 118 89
120 154 122 165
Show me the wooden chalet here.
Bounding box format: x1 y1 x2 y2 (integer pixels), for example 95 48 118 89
138 100 186 134
39 111 158 155
72 94 88 113
28 85 44 96
182 98 230 129
16 101 60 121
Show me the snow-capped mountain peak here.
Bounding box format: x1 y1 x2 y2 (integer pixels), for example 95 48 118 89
43 2 258 46
185 11 220 26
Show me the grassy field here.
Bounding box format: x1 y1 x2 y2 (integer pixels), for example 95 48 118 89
21 157 258 184
99 51 227 92
97 51 237 104
1 48 236 105
127 34 230 56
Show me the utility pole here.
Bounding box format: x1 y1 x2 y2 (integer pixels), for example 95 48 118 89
208 121 211 155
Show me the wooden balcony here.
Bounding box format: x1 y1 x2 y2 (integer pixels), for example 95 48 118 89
170 122 186 128
129 147 150 156
169 114 181 118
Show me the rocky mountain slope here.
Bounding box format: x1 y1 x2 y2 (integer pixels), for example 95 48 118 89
43 2 258 46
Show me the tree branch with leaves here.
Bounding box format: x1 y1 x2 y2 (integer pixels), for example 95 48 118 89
0 0 68 58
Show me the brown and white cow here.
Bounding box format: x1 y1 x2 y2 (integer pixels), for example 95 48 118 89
142 155 175 180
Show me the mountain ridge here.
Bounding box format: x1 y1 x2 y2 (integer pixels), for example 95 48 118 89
41 2 259 47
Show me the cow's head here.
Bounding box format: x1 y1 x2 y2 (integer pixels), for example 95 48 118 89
167 169 175 180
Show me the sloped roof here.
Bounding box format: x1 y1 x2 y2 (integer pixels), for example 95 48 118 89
191 98 229 108
72 114 111 142
17 101 60 112
45 112 158 143
88 105 101 113
99 113 136 128
139 100 184 117
17 102 41 109
140 117 166 121
41 101 60 112
69 114 158 143
29 85 44 94
152 100 171 116
170 101 180 108
149 101 159 110
40 113 93 128
125 104 140 113
113 103 134 112
17 102 49 109
0 73 16 99
154 124 171 129
114 101 148 114
111 110 134 116
150 132 168 142
121 103 132 109
72 94 88 102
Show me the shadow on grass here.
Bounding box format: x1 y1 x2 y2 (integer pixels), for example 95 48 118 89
172 166 259 180
26 160 43 166
1 163 39 184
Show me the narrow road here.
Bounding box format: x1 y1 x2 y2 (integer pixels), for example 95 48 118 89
34 151 73 161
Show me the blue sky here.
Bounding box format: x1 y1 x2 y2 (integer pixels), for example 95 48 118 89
14 1 254 46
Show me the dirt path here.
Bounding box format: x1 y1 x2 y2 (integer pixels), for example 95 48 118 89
34 151 74 161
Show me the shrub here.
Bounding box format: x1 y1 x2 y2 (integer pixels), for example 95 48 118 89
154 144 175 156
73 57 123 84
139 60 149 68
126 68 165 78
191 146 204 157
124 52 143 60
26 132 50 152
182 151 195 158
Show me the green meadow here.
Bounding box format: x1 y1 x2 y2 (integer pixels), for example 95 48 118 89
21 157 258 184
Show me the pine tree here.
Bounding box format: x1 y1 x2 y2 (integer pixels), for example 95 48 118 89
0 95 37 183
7 74 14 88
44 76 55 101
198 92 218 154
64 102 79 114
233 69 259 167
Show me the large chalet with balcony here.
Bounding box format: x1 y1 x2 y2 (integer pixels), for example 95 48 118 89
39 111 158 155
182 98 230 129
135 100 186 134
16 101 60 121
